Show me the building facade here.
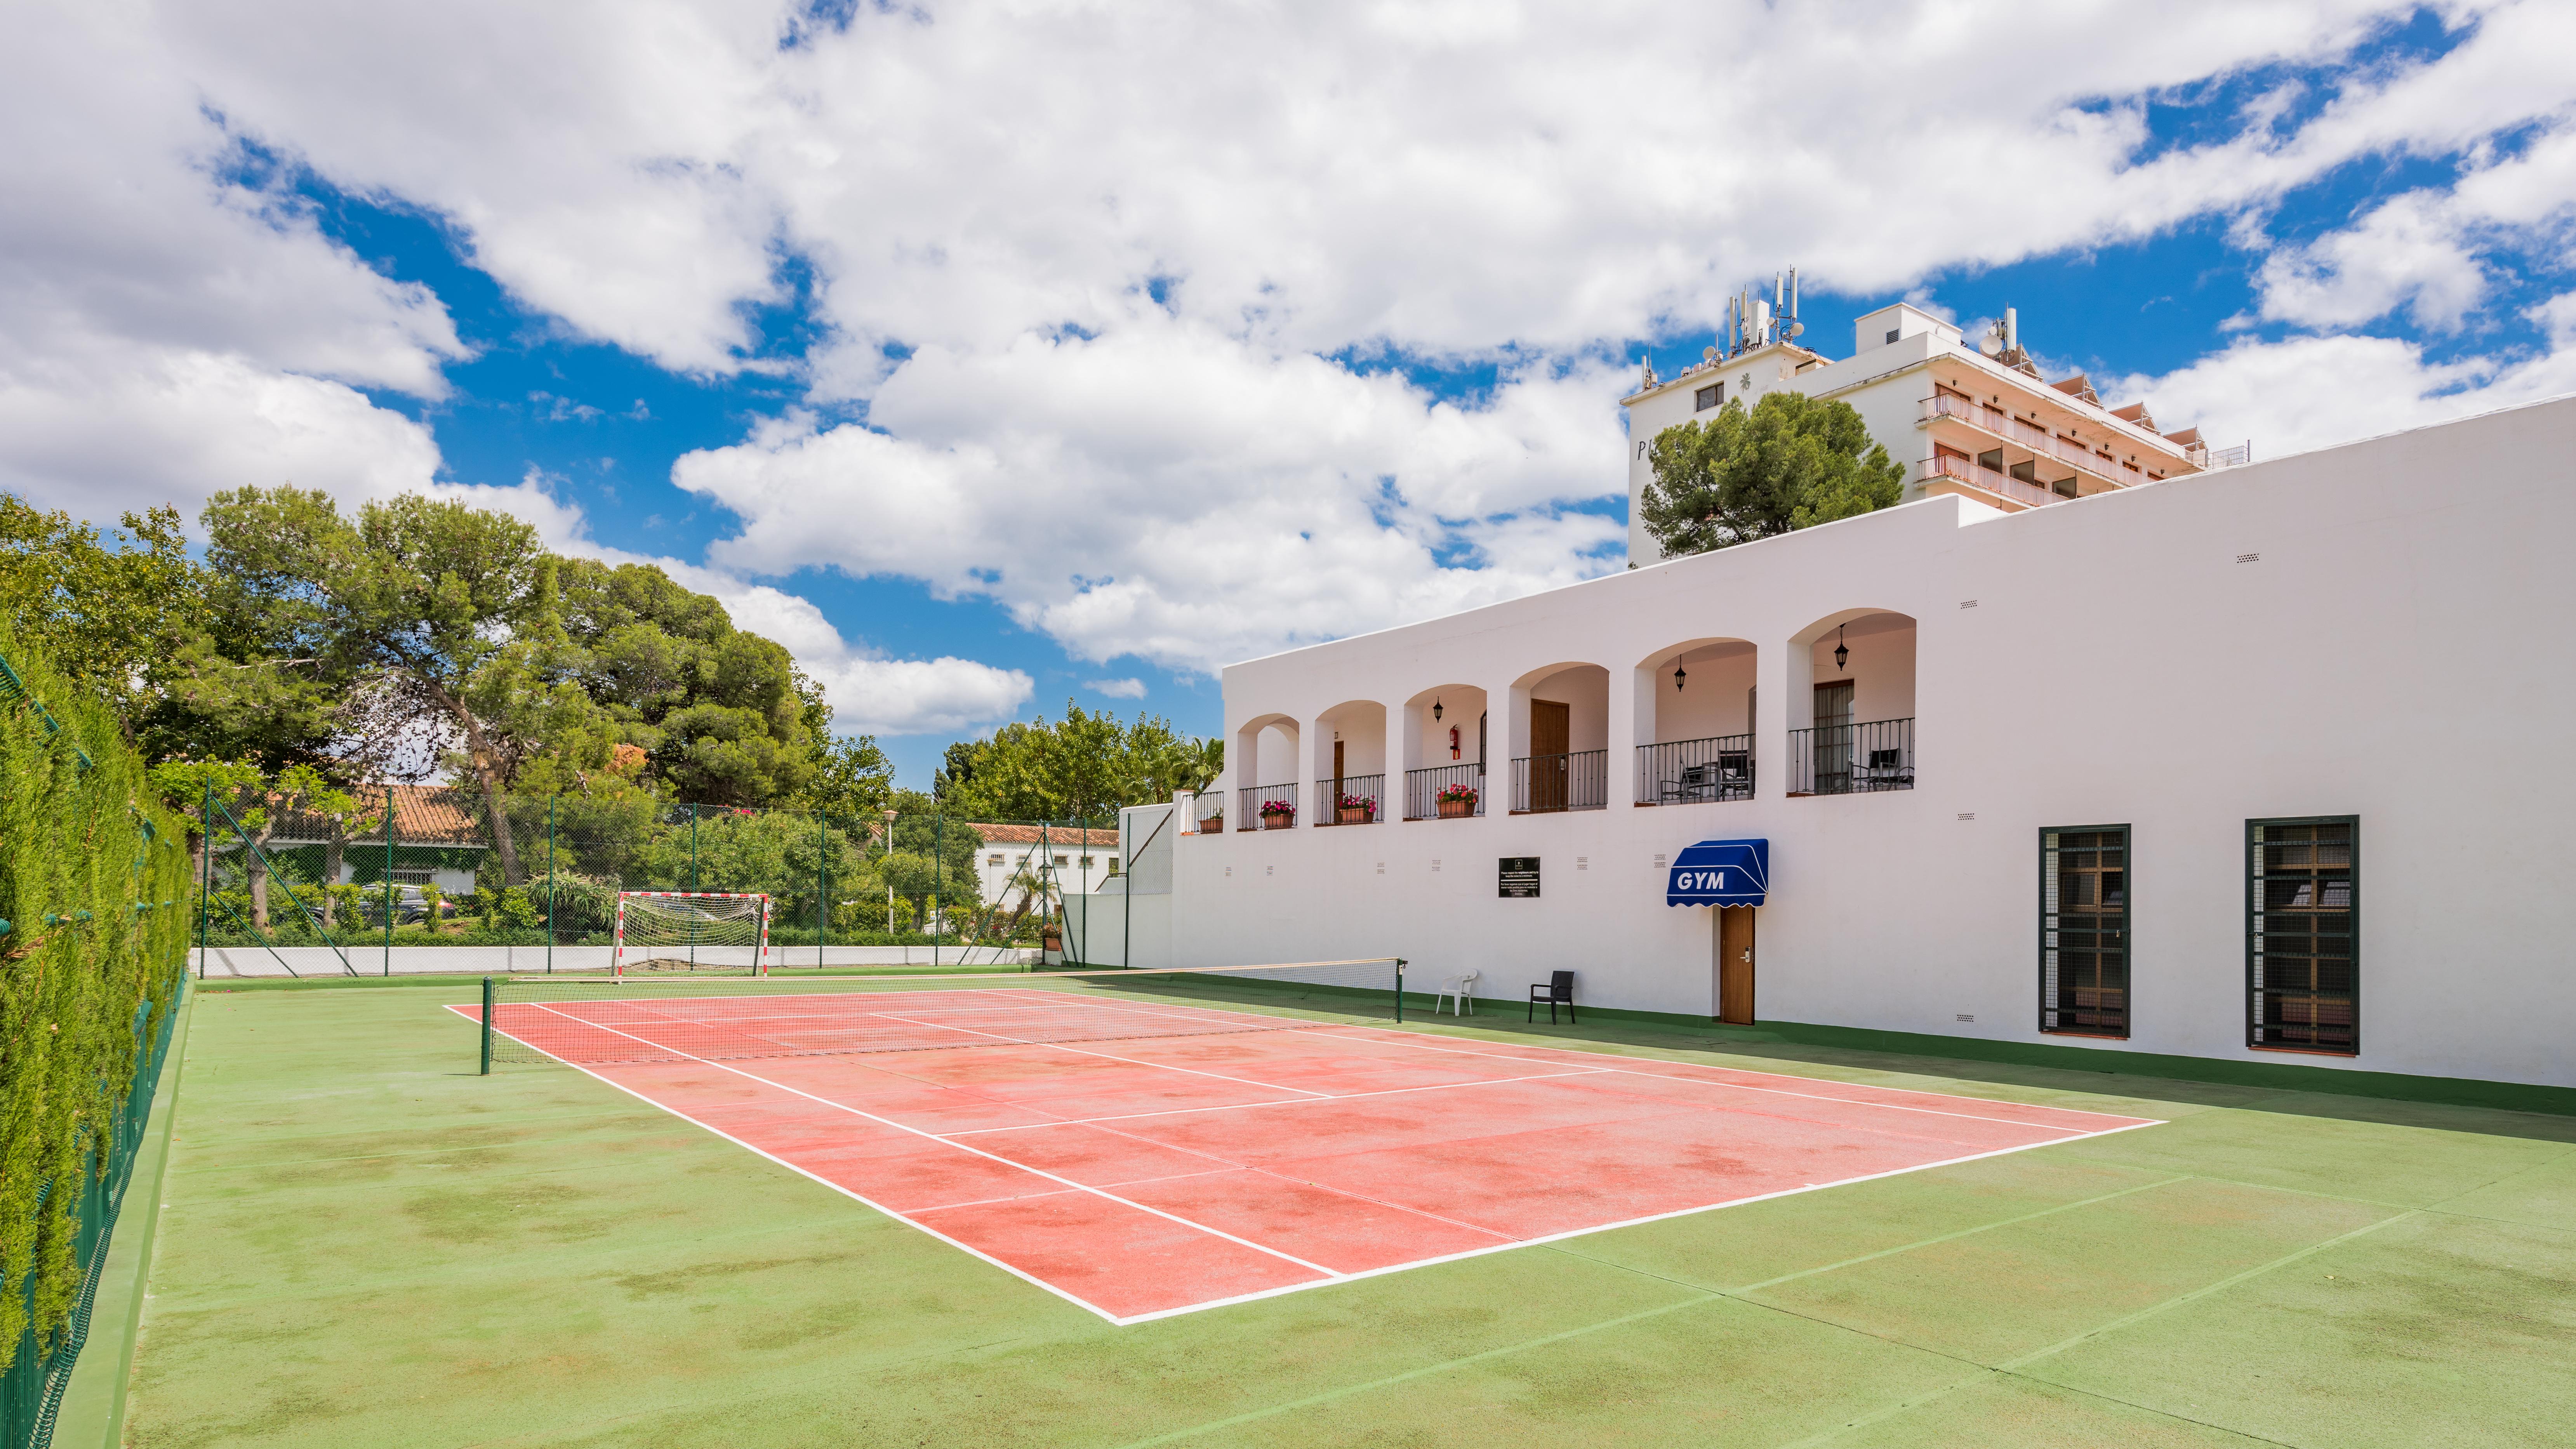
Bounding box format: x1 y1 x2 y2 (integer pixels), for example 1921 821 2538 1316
1621 296 2228 564
1165 393 2576 1092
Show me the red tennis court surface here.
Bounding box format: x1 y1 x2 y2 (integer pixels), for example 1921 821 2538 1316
459 987 2159 1323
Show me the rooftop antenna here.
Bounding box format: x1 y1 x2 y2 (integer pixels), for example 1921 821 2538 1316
1786 266 1803 340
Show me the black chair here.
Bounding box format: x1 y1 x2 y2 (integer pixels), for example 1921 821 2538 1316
1528 970 1576 1025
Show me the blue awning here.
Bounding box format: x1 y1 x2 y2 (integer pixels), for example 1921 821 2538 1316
1667 838 1769 907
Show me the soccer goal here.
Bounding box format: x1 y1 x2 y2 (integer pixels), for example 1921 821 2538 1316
612 891 773 976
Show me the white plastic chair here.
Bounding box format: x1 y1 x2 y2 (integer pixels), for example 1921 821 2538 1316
1437 969 1479 1016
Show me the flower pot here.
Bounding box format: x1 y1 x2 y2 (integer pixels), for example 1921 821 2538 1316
1438 798 1472 818
1198 817 1224 835
1338 807 1372 825
1262 811 1294 829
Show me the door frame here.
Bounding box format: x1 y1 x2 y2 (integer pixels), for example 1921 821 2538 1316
1716 906 1756 1024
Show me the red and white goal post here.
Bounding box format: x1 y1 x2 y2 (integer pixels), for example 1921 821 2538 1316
611 891 774 977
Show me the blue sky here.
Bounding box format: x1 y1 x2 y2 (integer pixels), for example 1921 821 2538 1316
6 2 2573 790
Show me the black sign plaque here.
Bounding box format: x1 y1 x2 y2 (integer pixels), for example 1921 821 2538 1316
1498 857 1540 898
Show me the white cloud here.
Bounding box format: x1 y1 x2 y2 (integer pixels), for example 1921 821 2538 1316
1085 678 1147 700
2252 192 2489 330
0 343 444 521
457 472 1033 735
2251 118 2576 332
13 0 2576 691
0 3 463 521
675 318 1627 672
2109 312 2576 458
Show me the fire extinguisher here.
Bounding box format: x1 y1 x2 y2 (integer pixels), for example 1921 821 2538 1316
1448 726 1461 760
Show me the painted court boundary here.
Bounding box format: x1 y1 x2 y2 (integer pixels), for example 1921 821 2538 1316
457 997 2163 1325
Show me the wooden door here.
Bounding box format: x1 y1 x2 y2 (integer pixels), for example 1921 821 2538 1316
1332 740 1344 790
1530 700 1570 811
1717 907 1756 1023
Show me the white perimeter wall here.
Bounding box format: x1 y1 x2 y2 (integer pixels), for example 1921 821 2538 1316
1196 395 2576 1089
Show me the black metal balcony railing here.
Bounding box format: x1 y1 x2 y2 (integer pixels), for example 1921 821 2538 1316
1404 764 1486 820
1637 735 1754 804
1789 718 1914 795
1510 751 1607 813
1239 782 1300 829
1316 774 1385 825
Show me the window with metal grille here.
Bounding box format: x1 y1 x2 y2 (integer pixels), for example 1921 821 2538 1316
1695 383 1721 411
2041 827 2128 1037
2248 817 2357 1055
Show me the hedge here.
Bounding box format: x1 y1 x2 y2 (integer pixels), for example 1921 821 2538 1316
0 623 192 1387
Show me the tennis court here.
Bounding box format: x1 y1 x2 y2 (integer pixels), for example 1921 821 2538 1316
453 978 2157 1321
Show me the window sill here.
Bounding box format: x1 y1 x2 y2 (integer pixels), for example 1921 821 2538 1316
2040 1028 2129 1041
2246 1043 2360 1058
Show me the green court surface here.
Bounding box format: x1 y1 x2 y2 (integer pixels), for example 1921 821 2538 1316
107 980 2575 1448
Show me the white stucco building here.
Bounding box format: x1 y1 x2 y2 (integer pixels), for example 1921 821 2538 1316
1621 287 2234 564
1129 371 2576 1094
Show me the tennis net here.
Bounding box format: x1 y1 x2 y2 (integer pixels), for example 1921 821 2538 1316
475 958 1409 1068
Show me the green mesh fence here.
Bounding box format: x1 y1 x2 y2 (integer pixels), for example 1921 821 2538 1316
2 634 193 1449
194 792 1124 976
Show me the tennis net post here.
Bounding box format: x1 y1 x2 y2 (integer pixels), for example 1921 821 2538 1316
480 975 494 1075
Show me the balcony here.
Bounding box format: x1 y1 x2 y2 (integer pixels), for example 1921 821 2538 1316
1238 782 1300 830
1509 751 1607 813
1404 764 1486 820
1315 773 1385 825
1919 452 2062 512
1919 393 2141 492
1788 718 1914 796
1637 735 1754 804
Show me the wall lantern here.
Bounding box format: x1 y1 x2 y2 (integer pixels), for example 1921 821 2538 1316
1432 697 1444 721
1834 625 1849 673
1672 658 1687 690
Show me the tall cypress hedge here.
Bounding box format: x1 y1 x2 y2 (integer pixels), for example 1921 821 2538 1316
0 622 191 1376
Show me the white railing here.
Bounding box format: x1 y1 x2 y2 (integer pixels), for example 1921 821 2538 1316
1919 394 2128 487
1919 452 2060 511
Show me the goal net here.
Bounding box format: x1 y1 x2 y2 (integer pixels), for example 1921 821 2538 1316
612 891 772 976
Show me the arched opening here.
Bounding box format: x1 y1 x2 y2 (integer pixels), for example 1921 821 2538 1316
1787 610 1917 795
1509 662 1610 813
1402 684 1487 820
1314 700 1388 825
1233 712 1302 829
1632 637 1758 805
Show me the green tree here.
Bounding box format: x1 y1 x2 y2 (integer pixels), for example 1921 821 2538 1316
200 486 560 883
630 806 872 931
550 558 826 806
0 494 332 772
804 732 895 822
1637 392 1905 557
0 497 205 726
939 702 1222 821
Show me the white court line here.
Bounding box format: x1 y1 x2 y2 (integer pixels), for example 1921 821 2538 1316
1307 1027 2151 1135
1107 1117 2167 1326
941 1068 1615 1137
471 1016 1125 1324
520 1002 1344 1281
909 1166 1241 1217
869 1012 1340 1099
463 1002 2165 1326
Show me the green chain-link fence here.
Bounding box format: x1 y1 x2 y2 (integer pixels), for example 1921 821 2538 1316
2 635 193 1449
192 791 1128 976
